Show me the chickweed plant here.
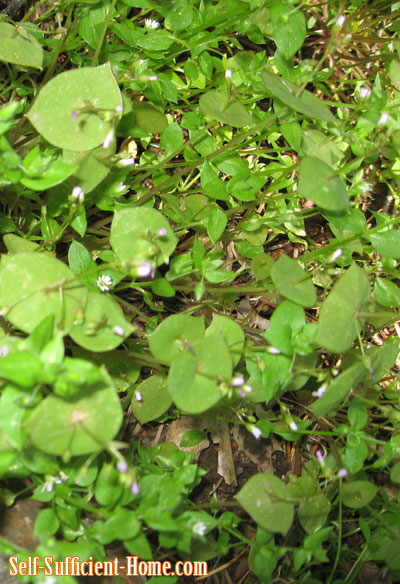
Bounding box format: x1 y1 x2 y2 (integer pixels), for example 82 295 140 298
0 0 399 582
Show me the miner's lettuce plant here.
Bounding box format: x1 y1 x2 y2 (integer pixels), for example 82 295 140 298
0 0 400 582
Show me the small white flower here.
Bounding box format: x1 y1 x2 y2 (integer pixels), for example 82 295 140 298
243 385 253 393
118 157 135 167
312 384 327 398
145 18 160 29
115 105 123 113
96 275 113 292
289 421 298 432
378 112 389 126
268 346 280 355
232 376 245 387
116 183 127 193
137 262 154 277
316 450 324 463
131 481 140 495
0 345 9 357
41 474 65 493
149 75 158 81
359 87 371 99
103 130 114 149
192 521 207 536
338 468 348 478
329 248 343 262
225 69 232 79
250 425 262 440
336 15 346 27
157 227 167 237
135 391 143 402
71 186 84 204
117 460 128 473
113 325 125 337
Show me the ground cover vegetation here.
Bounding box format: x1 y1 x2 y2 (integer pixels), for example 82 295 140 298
0 0 399 582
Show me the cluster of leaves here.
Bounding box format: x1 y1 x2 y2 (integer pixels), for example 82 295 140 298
0 0 400 582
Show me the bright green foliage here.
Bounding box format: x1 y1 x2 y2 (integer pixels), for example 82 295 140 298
27 64 122 150
0 253 88 334
0 0 399 581
236 473 294 535
298 157 349 211
316 263 370 353
131 374 172 424
110 207 178 269
69 291 134 351
0 23 43 68
270 254 316 307
25 368 122 456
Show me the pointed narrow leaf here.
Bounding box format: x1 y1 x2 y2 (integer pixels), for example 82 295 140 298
316 263 370 353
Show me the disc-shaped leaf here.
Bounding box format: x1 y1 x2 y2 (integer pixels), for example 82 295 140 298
27 64 122 151
298 157 349 211
270 254 316 307
132 100 168 133
149 313 205 365
25 370 122 456
69 291 134 352
63 144 114 194
0 252 87 334
369 230 400 259
316 263 370 353
298 494 331 534
261 72 336 124
199 90 252 128
168 334 232 414
205 314 245 366
341 481 378 509
236 473 294 535
110 207 177 268
0 23 43 69
131 374 172 424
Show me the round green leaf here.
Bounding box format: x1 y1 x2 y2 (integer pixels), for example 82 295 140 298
0 252 88 334
199 90 252 128
205 314 245 367
25 370 122 456
63 143 114 194
0 23 43 69
341 480 378 509
131 100 168 134
390 462 400 484
298 157 349 211
370 230 400 259
27 64 122 151
298 494 331 534
110 207 178 268
168 334 232 414
69 291 134 352
270 254 316 307
149 314 205 365
374 278 400 307
236 473 294 535
34 508 59 538
131 374 172 424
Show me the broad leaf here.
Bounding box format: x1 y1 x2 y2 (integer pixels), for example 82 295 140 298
25 370 122 456
236 473 294 535
199 90 252 127
316 263 370 353
298 157 349 211
270 254 316 307
131 374 172 424
341 481 378 509
0 23 43 69
27 64 122 151
0 252 88 334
